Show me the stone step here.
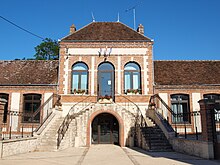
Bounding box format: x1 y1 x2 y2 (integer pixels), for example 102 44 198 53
143 134 166 138
141 120 173 152
149 145 172 151
149 142 171 146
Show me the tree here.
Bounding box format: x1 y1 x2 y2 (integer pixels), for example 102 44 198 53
34 38 59 60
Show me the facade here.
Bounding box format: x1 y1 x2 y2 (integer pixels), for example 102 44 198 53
0 22 219 149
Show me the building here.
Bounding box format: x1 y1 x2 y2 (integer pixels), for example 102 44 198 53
0 22 219 157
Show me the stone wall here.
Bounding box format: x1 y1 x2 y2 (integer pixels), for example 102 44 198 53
170 138 214 159
0 137 38 158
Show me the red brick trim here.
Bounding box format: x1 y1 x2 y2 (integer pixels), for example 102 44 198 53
86 110 124 147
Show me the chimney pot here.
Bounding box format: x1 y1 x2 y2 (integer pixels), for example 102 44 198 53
137 24 144 35
70 24 76 34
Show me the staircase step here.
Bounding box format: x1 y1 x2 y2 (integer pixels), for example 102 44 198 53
140 118 173 152
149 142 171 146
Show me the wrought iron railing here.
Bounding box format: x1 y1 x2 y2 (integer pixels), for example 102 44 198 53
33 94 60 132
149 94 202 140
113 93 149 147
0 110 35 140
0 93 60 140
57 95 95 149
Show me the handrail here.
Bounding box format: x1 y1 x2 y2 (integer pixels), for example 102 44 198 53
57 95 95 149
34 94 60 132
115 92 149 124
150 94 176 116
149 94 178 136
33 94 59 119
114 93 150 147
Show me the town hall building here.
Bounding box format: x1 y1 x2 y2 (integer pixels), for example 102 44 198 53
0 21 219 158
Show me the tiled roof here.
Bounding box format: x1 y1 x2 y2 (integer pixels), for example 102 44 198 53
154 60 220 85
0 60 58 85
62 22 151 41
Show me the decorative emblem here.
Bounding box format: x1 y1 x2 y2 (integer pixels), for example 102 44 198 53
98 46 112 60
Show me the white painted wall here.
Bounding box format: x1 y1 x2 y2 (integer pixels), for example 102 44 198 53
143 56 149 94
63 56 69 94
10 93 20 131
68 48 148 55
192 93 202 132
117 56 121 94
43 93 53 119
91 56 95 95
158 93 168 119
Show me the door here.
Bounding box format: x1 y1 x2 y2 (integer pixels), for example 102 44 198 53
99 117 111 143
98 63 115 101
92 113 119 145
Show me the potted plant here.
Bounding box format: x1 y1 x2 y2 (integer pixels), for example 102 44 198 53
126 89 140 95
73 89 86 95
98 95 112 103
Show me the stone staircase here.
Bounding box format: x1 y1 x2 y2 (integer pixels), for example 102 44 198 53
58 102 137 149
36 116 64 151
140 118 172 152
35 100 173 152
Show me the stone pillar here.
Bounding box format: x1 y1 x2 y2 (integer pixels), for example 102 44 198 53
0 98 7 141
198 99 217 142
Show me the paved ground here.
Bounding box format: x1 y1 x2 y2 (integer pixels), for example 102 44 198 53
0 145 220 165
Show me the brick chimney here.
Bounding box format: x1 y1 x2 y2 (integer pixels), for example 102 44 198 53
137 24 144 35
70 24 76 34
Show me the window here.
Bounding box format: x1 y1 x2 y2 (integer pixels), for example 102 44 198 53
23 94 41 123
124 62 141 94
72 63 88 94
0 93 9 123
204 94 220 122
98 62 115 100
203 94 220 102
171 94 190 123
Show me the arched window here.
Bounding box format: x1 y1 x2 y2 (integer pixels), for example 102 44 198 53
124 62 141 94
0 93 9 123
23 94 41 123
171 94 190 123
72 63 88 94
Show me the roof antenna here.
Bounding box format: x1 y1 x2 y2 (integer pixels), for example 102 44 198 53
91 12 95 22
125 0 142 30
117 13 120 22
125 6 136 30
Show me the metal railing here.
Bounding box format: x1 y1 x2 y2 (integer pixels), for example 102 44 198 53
0 93 60 140
149 94 203 140
113 93 149 147
57 95 95 149
0 110 35 140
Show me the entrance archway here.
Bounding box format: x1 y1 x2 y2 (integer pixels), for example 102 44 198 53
92 113 119 144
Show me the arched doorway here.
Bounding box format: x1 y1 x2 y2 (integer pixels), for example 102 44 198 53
98 62 115 101
92 113 119 145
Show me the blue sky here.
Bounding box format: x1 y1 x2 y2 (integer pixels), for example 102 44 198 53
0 0 220 60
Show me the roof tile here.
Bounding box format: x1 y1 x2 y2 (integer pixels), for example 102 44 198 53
0 60 58 85
154 61 220 85
62 22 151 41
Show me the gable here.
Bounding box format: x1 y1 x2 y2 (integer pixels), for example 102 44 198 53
62 22 151 41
